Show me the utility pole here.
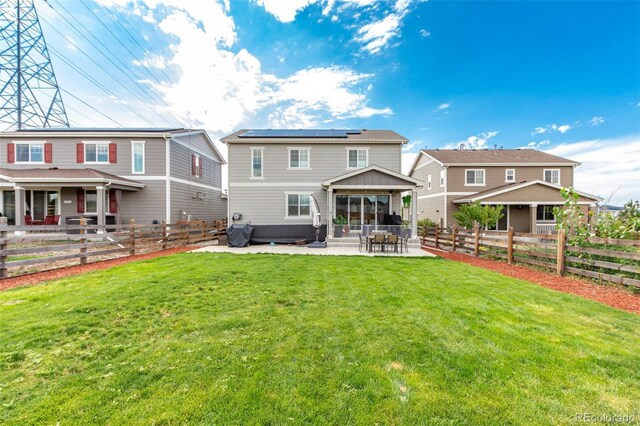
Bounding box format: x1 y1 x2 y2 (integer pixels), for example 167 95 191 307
0 0 69 129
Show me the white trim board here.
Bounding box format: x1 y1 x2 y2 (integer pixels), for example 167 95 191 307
170 177 222 192
230 182 321 187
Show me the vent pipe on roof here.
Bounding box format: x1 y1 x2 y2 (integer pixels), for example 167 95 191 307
459 143 465 150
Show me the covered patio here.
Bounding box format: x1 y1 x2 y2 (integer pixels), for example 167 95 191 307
321 165 424 240
0 168 144 227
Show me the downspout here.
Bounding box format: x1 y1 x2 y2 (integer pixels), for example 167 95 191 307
443 166 448 227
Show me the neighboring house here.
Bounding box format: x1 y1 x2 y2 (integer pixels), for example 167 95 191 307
408 148 601 233
221 129 423 242
0 128 226 226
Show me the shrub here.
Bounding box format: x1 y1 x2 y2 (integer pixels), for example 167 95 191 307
452 201 504 229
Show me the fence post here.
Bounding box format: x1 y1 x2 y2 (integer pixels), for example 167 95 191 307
451 225 457 252
129 219 136 256
186 221 191 245
434 224 439 248
507 226 514 265
161 220 167 250
557 228 565 276
473 224 480 257
79 218 88 265
0 217 8 278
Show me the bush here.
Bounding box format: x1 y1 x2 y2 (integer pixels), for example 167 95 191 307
595 200 640 240
453 201 504 229
418 218 437 228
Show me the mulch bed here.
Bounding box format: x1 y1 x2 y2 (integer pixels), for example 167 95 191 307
422 247 640 315
0 247 194 292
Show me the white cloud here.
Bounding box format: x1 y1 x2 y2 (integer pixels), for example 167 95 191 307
544 135 640 205
419 29 431 38
401 151 419 175
521 139 551 149
354 14 402 55
254 0 318 23
532 127 547 135
589 116 605 126
555 124 571 133
92 0 391 133
436 102 450 110
443 131 499 150
402 140 421 152
535 123 572 134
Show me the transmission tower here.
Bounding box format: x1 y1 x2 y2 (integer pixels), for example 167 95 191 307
0 0 69 130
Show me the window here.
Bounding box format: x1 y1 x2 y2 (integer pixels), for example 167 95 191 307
347 148 368 169
85 190 98 214
440 170 445 187
505 169 515 182
544 169 560 184
131 141 145 174
85 142 109 163
287 194 310 217
428 174 432 190
16 143 44 163
251 148 263 178
465 169 485 186
536 205 557 221
289 148 310 169
192 154 202 178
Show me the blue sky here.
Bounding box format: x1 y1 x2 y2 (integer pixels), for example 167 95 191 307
34 0 640 203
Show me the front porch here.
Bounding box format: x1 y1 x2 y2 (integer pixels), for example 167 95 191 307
0 168 144 227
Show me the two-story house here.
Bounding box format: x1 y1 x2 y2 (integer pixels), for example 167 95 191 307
0 128 226 226
409 148 601 233
221 129 423 243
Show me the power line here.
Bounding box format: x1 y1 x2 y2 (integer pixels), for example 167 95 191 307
47 45 156 126
38 15 175 126
61 88 125 127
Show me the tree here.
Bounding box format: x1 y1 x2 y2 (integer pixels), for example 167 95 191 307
453 201 504 229
553 187 589 244
595 200 640 240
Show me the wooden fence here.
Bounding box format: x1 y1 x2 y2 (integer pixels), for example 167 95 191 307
0 218 227 279
421 225 640 289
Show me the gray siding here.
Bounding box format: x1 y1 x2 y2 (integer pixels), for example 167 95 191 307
170 140 222 188
412 155 446 224
170 181 224 223
446 165 574 192
173 133 217 160
0 135 167 176
335 170 411 186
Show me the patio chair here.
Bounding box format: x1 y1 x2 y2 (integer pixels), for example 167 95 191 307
401 236 409 254
24 214 33 225
371 233 386 253
386 234 399 253
43 215 56 225
358 233 366 252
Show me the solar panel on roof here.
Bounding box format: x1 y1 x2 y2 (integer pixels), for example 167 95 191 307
238 129 351 138
345 129 362 134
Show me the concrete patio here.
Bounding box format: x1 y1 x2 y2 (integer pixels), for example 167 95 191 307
191 242 435 257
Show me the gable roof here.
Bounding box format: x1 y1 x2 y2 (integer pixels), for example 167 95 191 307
452 180 601 203
419 149 579 166
221 129 408 144
321 165 423 188
0 168 145 189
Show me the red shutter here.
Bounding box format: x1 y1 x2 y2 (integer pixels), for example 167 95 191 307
109 189 118 213
77 189 85 214
76 143 84 163
108 143 117 164
199 157 203 177
7 143 15 164
44 143 53 163
191 154 196 176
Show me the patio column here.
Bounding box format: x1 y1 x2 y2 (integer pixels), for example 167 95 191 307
529 204 537 234
96 185 106 229
15 186 25 226
326 185 333 237
411 189 418 239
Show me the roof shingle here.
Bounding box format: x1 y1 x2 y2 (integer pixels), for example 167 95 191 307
422 149 578 165
221 129 407 143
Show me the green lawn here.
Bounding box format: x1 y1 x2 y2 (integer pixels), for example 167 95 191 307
1 253 639 425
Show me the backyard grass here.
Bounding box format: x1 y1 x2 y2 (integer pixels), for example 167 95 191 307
0 253 639 425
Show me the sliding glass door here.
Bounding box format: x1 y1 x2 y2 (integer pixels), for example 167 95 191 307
335 194 391 231
25 190 59 221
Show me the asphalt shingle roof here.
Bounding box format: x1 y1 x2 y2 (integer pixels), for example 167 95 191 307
422 149 578 165
221 129 408 143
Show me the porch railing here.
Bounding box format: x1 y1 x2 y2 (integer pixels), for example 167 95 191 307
536 223 557 234
332 225 412 239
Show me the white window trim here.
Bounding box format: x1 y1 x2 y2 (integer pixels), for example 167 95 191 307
131 140 145 174
250 147 265 180
13 141 46 164
427 174 432 190
505 169 515 183
284 191 313 219
440 169 445 187
287 147 311 170
193 154 202 178
543 169 560 185
465 169 486 186
345 147 369 170
83 140 111 164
